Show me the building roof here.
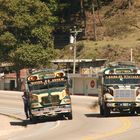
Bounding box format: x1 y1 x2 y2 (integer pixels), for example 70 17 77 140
51 59 107 63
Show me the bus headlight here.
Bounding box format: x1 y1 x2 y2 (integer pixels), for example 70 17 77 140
106 97 113 101
62 98 71 104
60 88 70 99
60 88 71 104
30 94 38 103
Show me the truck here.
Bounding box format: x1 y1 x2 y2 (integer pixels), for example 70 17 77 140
25 69 73 121
98 62 140 117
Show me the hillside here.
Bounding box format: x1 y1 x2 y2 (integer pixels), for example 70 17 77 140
56 0 140 65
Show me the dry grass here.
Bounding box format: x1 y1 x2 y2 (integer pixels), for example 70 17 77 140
58 3 140 63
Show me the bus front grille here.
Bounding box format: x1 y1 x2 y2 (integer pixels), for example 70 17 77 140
114 89 135 100
41 95 60 106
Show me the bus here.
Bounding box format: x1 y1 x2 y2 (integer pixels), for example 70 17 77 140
25 69 73 121
98 62 140 117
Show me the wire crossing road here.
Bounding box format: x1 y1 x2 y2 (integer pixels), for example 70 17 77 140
0 91 140 140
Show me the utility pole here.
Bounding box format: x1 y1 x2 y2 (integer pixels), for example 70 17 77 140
92 1 96 41
128 0 132 9
70 26 82 74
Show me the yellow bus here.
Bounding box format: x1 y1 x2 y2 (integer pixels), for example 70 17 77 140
25 69 72 121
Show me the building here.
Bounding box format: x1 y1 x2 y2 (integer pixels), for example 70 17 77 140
52 58 107 73
52 59 107 96
0 62 28 90
0 59 107 91
69 73 98 96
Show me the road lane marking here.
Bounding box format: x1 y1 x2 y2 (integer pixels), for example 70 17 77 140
50 120 60 130
9 121 60 140
0 113 23 121
83 117 132 140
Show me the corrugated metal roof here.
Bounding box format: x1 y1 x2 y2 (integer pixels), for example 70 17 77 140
51 59 107 63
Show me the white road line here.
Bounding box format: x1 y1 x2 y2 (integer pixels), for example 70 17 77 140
50 120 60 130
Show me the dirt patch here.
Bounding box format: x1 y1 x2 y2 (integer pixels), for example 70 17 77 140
89 100 99 112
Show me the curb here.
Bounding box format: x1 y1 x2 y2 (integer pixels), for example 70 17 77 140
0 113 24 121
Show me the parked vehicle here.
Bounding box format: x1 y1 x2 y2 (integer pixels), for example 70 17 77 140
25 69 73 121
98 62 140 117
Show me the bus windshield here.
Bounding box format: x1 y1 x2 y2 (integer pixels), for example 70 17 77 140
104 75 140 85
28 77 67 92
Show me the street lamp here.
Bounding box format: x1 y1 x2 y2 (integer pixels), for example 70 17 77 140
70 26 82 74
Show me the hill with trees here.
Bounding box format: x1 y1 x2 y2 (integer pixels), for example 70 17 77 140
55 0 140 65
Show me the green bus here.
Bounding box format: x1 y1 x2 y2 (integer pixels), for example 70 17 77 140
25 69 72 121
98 62 140 117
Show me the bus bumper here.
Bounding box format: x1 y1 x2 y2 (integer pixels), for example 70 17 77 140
31 104 72 117
106 102 140 108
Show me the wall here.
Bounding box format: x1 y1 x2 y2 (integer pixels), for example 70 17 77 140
69 74 98 96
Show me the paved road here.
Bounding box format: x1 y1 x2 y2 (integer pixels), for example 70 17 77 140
1 91 140 140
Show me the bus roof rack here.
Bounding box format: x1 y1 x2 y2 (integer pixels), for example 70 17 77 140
106 61 136 68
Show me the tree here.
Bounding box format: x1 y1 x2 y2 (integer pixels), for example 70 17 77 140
9 43 56 90
10 44 56 69
0 0 58 90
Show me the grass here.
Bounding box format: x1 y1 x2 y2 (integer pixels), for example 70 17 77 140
57 2 140 64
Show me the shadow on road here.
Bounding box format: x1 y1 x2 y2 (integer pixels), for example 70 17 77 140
85 112 140 118
85 113 100 118
10 120 29 127
10 116 67 127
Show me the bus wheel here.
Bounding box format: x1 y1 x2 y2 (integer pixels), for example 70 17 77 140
99 105 104 116
30 116 39 123
136 108 140 114
103 106 110 117
130 109 135 115
67 113 73 120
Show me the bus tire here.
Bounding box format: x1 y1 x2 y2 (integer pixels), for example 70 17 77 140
99 105 104 116
130 109 135 115
67 112 73 120
103 106 110 117
136 108 140 114
30 116 39 123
